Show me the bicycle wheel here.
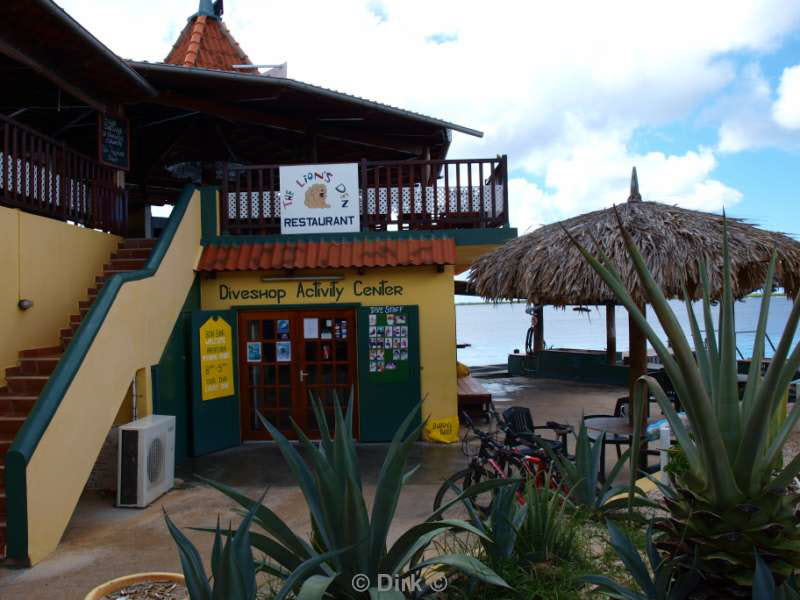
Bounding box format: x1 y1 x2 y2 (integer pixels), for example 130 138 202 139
433 467 494 519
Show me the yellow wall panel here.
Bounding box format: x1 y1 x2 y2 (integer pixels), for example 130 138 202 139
0 207 120 385
200 266 458 426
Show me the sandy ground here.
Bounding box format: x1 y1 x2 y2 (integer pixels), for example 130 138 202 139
0 377 632 599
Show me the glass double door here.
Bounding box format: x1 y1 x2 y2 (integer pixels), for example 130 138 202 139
238 309 358 440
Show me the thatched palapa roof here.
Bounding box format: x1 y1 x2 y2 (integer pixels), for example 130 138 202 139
469 171 800 306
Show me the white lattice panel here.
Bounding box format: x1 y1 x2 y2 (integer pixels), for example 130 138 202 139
225 184 505 220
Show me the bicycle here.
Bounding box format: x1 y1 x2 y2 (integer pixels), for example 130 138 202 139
432 410 552 517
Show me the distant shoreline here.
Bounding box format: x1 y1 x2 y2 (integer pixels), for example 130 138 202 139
455 293 785 306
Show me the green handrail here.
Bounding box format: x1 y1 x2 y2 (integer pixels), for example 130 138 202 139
4 185 199 562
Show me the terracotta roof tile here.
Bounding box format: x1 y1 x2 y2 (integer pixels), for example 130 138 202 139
165 16 257 73
197 238 456 272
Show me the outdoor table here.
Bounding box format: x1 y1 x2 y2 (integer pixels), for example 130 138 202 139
584 416 662 436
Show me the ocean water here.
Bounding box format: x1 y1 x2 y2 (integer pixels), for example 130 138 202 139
455 296 799 367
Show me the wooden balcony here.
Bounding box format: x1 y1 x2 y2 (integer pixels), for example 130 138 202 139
0 114 126 234
220 156 509 235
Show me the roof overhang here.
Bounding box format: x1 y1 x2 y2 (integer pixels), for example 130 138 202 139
129 61 483 138
197 238 457 272
0 0 156 113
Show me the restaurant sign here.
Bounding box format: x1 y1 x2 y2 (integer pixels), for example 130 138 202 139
279 163 360 234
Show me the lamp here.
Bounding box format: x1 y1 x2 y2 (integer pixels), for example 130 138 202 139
261 275 343 282
18 299 33 310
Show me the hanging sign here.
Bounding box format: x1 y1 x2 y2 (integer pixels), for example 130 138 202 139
279 163 360 234
97 113 130 171
199 316 234 401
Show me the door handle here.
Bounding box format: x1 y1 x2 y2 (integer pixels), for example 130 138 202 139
299 369 308 382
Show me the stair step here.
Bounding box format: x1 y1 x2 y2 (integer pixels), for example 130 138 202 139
19 346 63 358
69 314 82 326
18 356 60 376
79 299 93 310
0 434 14 454
0 396 36 414
121 238 156 250
112 248 151 260
107 259 147 270
0 414 26 434
5 376 48 395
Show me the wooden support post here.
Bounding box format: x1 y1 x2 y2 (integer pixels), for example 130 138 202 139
628 303 648 423
533 305 544 352
628 302 650 470
606 303 616 365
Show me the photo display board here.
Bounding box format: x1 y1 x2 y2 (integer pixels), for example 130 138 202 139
357 305 421 442
365 306 413 383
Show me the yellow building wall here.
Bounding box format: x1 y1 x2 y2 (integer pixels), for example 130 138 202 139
24 192 202 565
0 206 121 385
200 266 458 427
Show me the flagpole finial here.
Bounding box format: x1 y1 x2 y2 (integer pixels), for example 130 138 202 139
628 166 642 202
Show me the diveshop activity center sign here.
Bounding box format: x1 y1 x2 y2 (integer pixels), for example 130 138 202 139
279 163 360 234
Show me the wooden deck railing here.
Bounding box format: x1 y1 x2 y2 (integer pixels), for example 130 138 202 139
220 156 508 235
0 114 127 234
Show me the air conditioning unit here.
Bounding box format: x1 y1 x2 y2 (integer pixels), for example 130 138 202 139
117 415 175 508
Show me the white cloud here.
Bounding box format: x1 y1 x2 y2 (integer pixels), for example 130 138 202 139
507 140 741 231
54 0 799 231
773 65 800 129
714 63 800 152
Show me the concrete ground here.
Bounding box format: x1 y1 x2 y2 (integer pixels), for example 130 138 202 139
0 377 627 599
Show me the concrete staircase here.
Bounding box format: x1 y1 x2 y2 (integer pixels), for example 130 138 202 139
0 238 156 557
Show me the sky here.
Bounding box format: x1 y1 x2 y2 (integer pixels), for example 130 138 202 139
58 0 800 238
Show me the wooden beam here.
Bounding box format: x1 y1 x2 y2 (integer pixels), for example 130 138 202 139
153 92 424 155
0 40 108 113
155 91 305 133
606 303 616 365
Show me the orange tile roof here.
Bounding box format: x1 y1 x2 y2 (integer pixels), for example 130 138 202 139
197 238 457 271
165 15 257 73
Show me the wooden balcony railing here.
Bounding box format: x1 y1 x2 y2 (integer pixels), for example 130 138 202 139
220 156 508 235
0 114 127 234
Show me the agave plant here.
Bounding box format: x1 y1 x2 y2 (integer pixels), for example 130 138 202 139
581 520 699 600
454 479 526 567
541 420 653 518
200 393 509 599
516 475 581 563
753 550 800 600
571 212 800 595
164 493 262 600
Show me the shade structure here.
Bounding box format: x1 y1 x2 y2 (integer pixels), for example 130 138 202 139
469 168 800 433
469 176 800 306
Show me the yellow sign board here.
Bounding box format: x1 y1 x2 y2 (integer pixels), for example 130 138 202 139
199 317 234 401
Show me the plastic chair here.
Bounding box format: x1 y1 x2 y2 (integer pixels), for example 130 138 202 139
501 406 572 457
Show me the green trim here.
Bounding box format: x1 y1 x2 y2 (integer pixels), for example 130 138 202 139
231 303 362 311
204 227 516 247
5 184 198 562
200 187 218 241
449 227 517 246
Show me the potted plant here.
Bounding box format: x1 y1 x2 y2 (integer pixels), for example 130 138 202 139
84 572 187 600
